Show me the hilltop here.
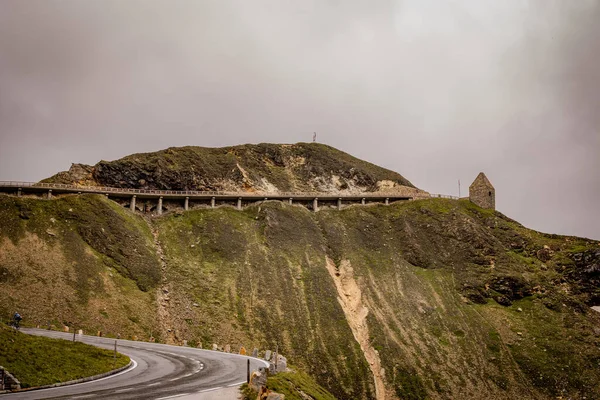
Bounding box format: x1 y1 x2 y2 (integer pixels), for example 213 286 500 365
42 143 425 196
1 144 600 399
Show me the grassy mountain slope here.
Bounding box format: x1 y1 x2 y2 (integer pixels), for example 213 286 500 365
316 200 600 399
152 199 600 399
1 194 599 399
42 143 419 193
154 202 375 398
0 194 160 339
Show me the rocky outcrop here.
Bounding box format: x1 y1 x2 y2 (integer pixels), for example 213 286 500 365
42 143 422 195
0 366 21 391
44 163 95 186
566 249 600 305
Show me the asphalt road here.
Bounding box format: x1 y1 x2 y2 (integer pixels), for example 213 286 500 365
3 329 268 400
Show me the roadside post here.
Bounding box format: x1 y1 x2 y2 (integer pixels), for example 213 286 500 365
247 359 250 383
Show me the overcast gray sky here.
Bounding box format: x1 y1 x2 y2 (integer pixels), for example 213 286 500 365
0 0 598 239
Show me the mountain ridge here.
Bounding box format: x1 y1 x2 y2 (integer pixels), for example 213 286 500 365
2 143 599 399
42 143 425 197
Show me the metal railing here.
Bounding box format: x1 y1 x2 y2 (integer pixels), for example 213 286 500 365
0 181 459 200
0 181 411 198
429 193 459 200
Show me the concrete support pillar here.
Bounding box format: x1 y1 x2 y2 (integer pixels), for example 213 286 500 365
237 197 242 210
289 198 293 205
47 190 52 199
17 188 22 197
184 197 189 211
130 195 136 211
313 198 319 212
157 196 163 215
385 198 389 206
337 198 342 210
361 198 365 205
211 197 216 208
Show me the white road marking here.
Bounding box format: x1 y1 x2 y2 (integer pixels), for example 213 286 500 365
227 381 247 387
78 359 139 385
183 373 192 378
71 395 96 399
114 388 134 393
147 382 161 386
25 359 138 393
169 377 182 382
198 386 224 393
155 393 191 400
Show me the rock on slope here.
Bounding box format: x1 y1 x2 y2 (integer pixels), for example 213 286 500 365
42 143 426 196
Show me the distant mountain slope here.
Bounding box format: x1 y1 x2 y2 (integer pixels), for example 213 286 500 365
5 143 598 399
42 143 424 195
2 193 599 399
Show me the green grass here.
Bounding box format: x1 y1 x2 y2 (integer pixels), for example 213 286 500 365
0 326 129 388
265 371 338 400
241 370 337 400
497 298 600 396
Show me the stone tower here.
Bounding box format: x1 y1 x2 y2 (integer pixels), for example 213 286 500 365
469 172 495 210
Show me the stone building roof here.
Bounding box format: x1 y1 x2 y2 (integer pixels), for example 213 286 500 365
469 172 494 190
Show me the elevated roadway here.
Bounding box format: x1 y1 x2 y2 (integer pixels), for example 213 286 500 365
0 181 421 200
0 181 456 212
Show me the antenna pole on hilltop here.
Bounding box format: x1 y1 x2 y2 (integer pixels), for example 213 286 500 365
313 132 316 142
458 180 461 198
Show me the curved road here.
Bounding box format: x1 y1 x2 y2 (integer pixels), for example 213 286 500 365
3 329 268 400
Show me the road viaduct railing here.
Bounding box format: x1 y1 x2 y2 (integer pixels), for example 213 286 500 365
0 181 458 200
0 181 458 214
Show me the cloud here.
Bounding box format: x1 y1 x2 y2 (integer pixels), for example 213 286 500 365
0 0 598 238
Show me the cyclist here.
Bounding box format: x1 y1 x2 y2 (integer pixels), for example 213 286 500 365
12 312 22 330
